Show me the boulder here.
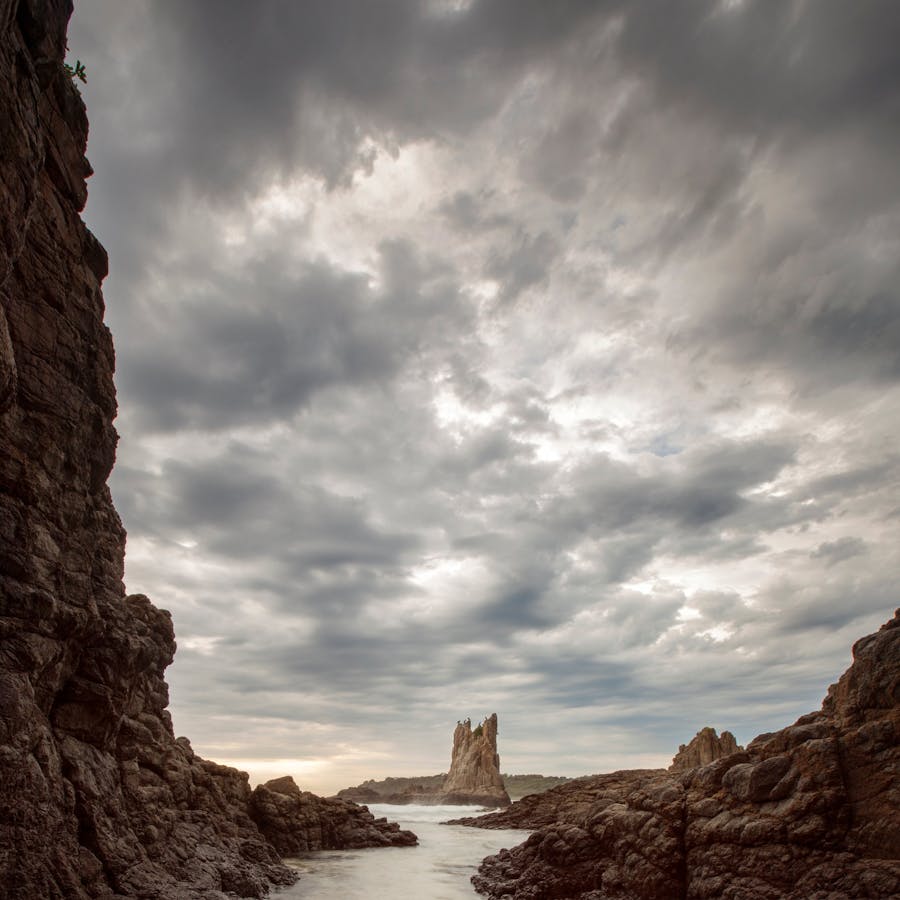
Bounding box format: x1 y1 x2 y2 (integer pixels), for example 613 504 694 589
250 776 417 855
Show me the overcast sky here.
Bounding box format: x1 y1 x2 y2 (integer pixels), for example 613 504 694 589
67 0 900 794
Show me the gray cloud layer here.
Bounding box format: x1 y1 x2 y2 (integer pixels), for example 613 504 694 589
68 0 900 790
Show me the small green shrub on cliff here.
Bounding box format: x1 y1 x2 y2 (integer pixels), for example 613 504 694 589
473 724 483 738
63 60 87 84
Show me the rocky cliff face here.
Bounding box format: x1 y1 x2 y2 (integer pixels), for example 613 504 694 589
441 714 511 806
0 4 412 898
669 726 741 772
462 612 900 899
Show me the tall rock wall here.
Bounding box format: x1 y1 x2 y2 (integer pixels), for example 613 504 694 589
441 714 511 807
0 4 412 898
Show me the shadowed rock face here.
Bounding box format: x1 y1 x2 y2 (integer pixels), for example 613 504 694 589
441 714 511 807
669 727 741 772
249 776 417 856
0 4 412 897
464 612 900 899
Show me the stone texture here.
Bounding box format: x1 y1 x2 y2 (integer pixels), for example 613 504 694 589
669 726 741 772
439 713 511 806
464 612 900 899
0 3 413 897
249 776 417 855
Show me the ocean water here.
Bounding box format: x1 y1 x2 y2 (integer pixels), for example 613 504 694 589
276 803 528 899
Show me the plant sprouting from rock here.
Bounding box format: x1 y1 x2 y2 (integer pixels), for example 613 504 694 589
63 59 87 84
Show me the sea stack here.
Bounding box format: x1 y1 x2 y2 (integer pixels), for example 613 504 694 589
440 714 511 807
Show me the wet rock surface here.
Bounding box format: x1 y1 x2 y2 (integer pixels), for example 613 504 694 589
0 3 412 897
464 612 900 899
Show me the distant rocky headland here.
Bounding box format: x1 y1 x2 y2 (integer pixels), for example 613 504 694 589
453 612 900 899
338 713 512 807
340 772 572 804
0 4 413 898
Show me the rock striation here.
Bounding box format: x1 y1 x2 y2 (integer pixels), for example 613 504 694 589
0 3 413 898
441 713 511 806
462 611 900 899
668 726 741 772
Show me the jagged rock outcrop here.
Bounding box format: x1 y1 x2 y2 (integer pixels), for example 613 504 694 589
463 611 900 899
669 726 741 772
440 713 511 806
0 4 412 898
249 776 417 855
337 714 512 806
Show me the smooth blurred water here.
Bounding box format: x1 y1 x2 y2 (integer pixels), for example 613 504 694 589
276 803 528 899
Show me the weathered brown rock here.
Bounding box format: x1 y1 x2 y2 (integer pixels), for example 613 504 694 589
466 612 900 899
0 4 413 897
337 714 512 807
439 713 511 806
250 776 417 855
669 726 741 772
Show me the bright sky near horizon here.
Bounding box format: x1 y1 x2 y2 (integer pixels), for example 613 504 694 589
68 1 900 796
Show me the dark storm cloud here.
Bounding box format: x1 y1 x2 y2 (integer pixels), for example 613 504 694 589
117 239 469 432
810 536 868 567
681 248 900 395
549 439 797 539
67 0 900 786
614 1 900 142
115 444 421 582
74 0 608 205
